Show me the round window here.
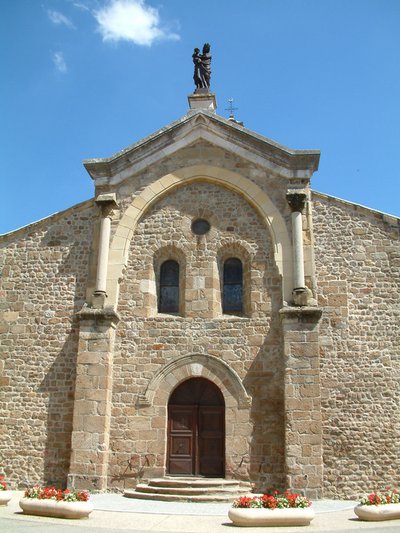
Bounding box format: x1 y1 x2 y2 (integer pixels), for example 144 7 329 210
191 218 210 235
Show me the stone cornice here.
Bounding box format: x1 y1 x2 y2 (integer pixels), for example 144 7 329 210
77 304 121 325
83 110 320 186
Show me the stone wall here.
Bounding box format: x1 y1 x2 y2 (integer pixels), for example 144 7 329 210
2 137 398 500
104 140 299 298
312 192 400 499
113 141 291 215
0 201 95 488
108 181 286 491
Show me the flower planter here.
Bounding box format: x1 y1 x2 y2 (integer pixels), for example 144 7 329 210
19 498 93 519
354 504 400 521
0 491 13 506
228 507 315 527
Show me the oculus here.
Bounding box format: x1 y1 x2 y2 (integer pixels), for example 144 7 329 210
191 218 210 235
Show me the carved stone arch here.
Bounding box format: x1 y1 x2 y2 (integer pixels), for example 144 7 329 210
153 244 187 273
217 241 253 264
138 353 253 480
139 353 251 410
107 165 292 307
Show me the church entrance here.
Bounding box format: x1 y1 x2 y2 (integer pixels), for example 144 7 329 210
167 378 225 477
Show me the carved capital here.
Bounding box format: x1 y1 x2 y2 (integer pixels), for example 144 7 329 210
286 192 307 213
95 193 118 218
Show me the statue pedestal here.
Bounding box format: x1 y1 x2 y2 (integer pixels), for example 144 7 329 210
188 92 217 112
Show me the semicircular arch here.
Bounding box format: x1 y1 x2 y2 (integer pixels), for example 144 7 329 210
107 165 292 306
139 353 251 410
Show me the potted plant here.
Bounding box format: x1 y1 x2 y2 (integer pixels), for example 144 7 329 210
228 490 315 527
0 476 13 506
354 488 400 521
19 485 93 519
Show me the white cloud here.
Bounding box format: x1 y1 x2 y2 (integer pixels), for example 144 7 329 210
53 51 68 73
94 0 179 46
72 2 91 12
47 9 75 29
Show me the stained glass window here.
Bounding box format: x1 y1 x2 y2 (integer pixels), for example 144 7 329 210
223 258 243 313
159 260 179 313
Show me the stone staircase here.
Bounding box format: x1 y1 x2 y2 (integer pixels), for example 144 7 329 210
124 477 253 503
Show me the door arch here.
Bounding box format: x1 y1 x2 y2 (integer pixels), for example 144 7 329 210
167 377 225 477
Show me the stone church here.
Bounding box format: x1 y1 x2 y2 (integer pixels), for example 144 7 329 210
1 86 399 500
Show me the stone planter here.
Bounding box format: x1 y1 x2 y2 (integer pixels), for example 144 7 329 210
0 491 13 506
19 498 93 519
228 507 315 527
354 504 400 521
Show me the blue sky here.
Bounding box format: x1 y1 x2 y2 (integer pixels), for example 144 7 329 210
1 0 399 234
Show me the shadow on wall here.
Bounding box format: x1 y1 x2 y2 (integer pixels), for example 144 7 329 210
110 453 157 488
37 221 94 487
243 266 285 492
39 329 79 487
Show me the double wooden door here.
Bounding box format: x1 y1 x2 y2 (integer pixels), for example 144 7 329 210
167 378 225 477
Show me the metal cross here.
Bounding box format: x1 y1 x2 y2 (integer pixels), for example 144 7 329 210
226 97 238 119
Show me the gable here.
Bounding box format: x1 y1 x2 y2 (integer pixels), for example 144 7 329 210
83 110 320 188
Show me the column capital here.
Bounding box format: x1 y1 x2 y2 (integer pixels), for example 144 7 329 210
95 193 118 217
286 191 307 212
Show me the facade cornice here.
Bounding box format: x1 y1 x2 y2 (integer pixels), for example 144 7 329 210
83 110 320 187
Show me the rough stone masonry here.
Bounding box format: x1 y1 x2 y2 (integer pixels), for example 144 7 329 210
1 98 399 500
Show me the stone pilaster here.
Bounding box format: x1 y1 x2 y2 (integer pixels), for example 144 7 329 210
287 191 309 306
280 306 323 500
92 193 118 309
68 306 120 491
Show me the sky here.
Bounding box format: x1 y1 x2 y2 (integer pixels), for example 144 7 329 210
1 0 399 234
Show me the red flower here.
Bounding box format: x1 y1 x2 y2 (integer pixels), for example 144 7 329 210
76 491 89 502
368 493 381 505
24 485 91 502
261 494 278 509
287 493 300 507
237 496 251 508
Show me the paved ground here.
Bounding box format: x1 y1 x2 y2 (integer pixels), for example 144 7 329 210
1 492 400 533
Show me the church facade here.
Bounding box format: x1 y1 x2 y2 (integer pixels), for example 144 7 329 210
1 93 399 500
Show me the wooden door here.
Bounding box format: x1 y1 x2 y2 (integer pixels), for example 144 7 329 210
167 378 225 477
198 406 224 476
168 406 196 475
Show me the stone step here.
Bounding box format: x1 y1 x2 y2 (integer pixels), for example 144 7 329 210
124 489 247 503
124 477 252 503
147 477 249 489
135 484 245 496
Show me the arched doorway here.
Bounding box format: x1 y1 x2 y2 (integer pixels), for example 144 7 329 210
167 378 225 477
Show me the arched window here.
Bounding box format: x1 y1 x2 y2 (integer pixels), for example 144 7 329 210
223 258 243 314
159 260 179 313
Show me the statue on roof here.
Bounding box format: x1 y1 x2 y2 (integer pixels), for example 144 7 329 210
193 43 211 91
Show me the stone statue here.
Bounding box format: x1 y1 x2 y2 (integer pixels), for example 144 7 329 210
193 43 211 91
